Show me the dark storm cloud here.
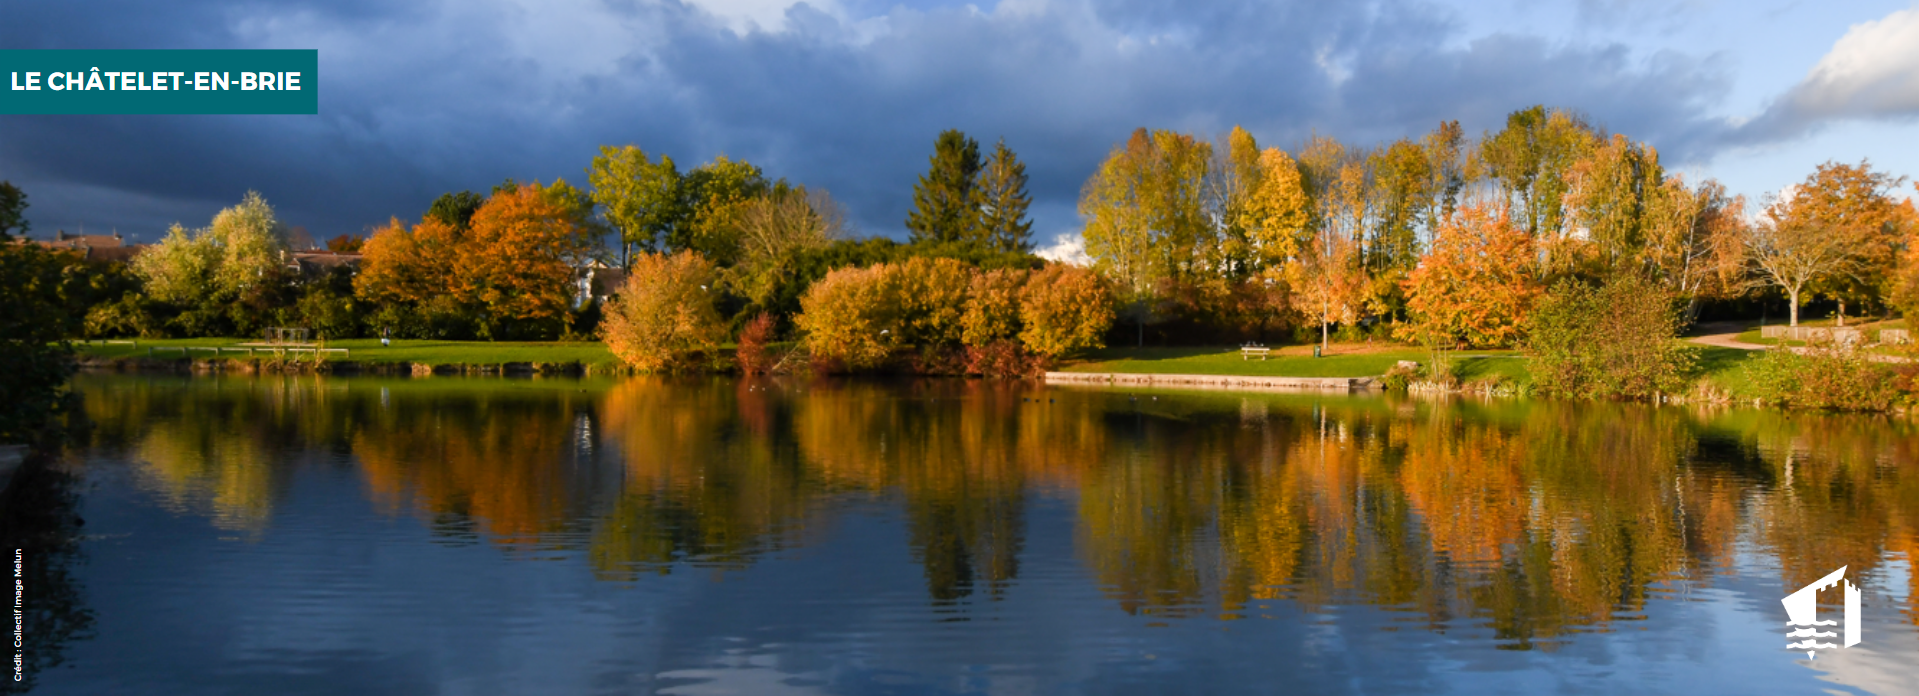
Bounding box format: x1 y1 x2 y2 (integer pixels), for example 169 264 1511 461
0 0 1741 240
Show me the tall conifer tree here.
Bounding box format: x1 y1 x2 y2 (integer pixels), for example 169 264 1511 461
975 139 1034 252
906 130 982 245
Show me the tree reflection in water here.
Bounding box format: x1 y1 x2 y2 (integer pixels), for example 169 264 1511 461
2 457 96 692
70 374 1919 647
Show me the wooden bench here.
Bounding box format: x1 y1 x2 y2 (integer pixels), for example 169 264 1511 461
1240 345 1271 361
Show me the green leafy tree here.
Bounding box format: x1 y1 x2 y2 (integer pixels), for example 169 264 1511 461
1480 106 1598 244
0 243 75 444
131 191 292 336
426 191 485 231
1366 138 1434 273
1527 274 1695 400
588 145 686 264
0 180 28 240
975 139 1034 253
906 129 983 245
679 155 771 256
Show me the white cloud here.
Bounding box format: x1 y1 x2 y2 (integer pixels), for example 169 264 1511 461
1740 4 1919 139
1034 232 1092 266
1786 5 1919 117
681 0 849 35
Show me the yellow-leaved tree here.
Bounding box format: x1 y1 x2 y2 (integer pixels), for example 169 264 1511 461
796 264 902 371
601 251 725 372
1240 148 1311 269
1018 264 1115 359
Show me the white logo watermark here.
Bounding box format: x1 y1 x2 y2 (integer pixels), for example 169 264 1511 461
1782 566 1860 659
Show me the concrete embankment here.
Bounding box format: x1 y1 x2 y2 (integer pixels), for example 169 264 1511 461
1045 371 1383 392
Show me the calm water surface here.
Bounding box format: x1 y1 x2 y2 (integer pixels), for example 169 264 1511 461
20 373 1919 695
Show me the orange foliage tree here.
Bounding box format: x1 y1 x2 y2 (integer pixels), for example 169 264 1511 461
355 216 464 307
1400 203 1542 348
457 184 598 338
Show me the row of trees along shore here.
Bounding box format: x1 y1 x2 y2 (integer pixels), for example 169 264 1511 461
1079 108 1918 353
5 105 1919 396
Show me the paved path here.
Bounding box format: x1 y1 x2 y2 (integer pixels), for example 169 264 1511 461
1686 321 1771 350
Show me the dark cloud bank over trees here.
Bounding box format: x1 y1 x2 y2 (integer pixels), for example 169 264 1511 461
0 0 1781 241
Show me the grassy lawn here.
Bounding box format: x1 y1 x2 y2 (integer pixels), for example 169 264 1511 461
1060 344 1528 382
74 337 624 366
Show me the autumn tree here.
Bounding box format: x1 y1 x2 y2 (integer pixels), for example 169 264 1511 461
132 223 221 308
1891 186 1919 320
1401 203 1542 348
796 264 901 371
1562 134 1665 269
961 268 1028 347
907 130 983 245
1285 223 1367 354
1239 147 1311 270
1202 126 1262 278
1639 178 1749 318
976 139 1034 252
457 183 599 338
1018 264 1115 358
893 257 974 347
601 251 726 372
354 215 469 334
1081 128 1212 344
706 184 846 310
1367 138 1435 273
1776 161 1910 323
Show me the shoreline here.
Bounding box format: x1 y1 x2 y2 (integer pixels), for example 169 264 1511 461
74 355 629 377
1044 371 1384 392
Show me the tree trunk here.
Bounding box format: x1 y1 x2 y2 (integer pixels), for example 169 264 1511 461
1789 288 1800 327
1321 301 1330 355
1837 300 1846 327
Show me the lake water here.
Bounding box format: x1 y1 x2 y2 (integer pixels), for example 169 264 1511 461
15 373 1919 695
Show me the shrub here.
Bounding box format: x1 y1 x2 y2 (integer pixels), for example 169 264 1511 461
1380 363 1417 392
893 257 973 346
1018 264 1115 358
795 264 901 371
736 312 778 375
1527 274 1694 400
964 339 1036 378
961 268 1027 347
1744 346 1899 411
601 251 726 373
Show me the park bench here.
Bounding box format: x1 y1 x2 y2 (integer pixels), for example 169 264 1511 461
1241 344 1271 361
